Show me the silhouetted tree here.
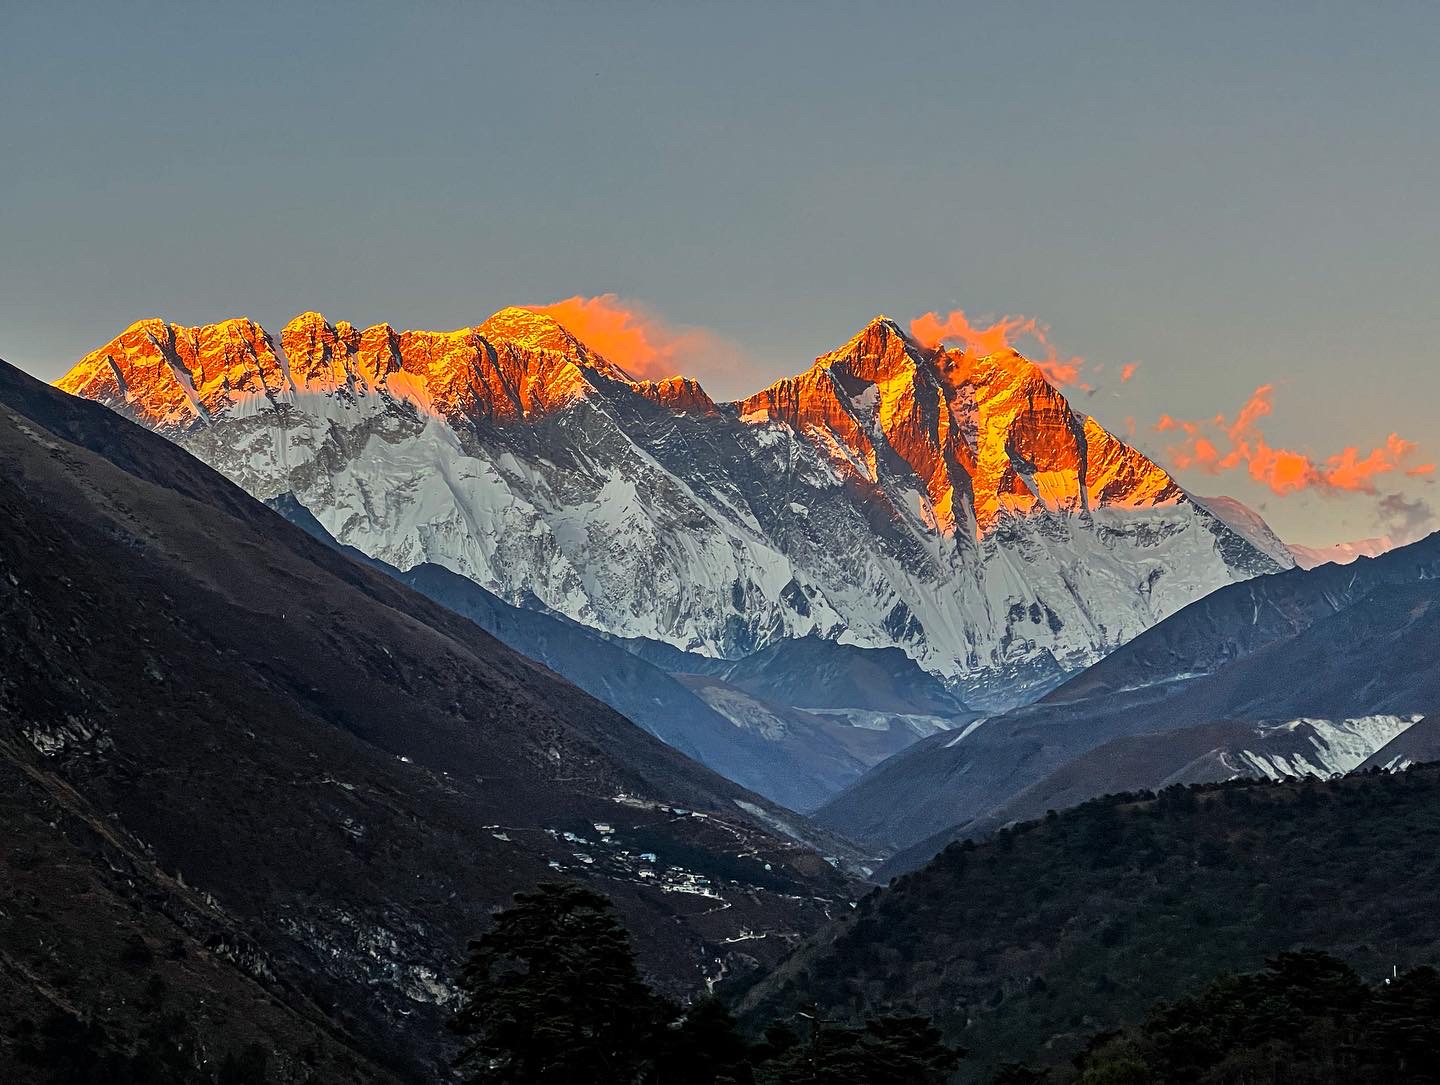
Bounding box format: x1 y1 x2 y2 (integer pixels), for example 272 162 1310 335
450 882 664 1083
1074 951 1440 1083
451 881 967 1084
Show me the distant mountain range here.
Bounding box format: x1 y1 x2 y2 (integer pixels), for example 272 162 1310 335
1197 491 1414 571
47 308 1432 861
1288 535 1400 568
815 529 1440 870
57 309 1287 712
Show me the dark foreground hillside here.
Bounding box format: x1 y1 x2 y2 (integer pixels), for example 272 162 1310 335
740 765 1440 1081
1060 950 1440 1083
0 358 855 1081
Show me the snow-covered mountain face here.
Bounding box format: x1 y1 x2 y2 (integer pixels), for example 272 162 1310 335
1230 715 1424 780
1289 536 1398 569
1191 494 1297 570
57 308 1288 703
1201 492 1420 572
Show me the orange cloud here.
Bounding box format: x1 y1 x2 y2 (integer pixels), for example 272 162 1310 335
526 294 758 398
909 308 1092 392
910 309 1038 357
1157 385 1429 496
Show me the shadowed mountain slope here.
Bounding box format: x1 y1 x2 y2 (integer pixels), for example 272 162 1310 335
0 358 857 1080
714 635 968 716
817 533 1440 861
1363 715 1440 770
1045 532 1440 705
267 493 866 813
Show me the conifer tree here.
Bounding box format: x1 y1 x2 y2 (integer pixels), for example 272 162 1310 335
450 882 663 1084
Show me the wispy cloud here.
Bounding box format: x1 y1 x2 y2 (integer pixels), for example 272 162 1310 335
909 309 1092 391
526 294 762 397
1156 384 1433 495
1377 491 1439 545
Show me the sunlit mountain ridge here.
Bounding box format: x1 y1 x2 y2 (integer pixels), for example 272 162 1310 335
57 306 1288 706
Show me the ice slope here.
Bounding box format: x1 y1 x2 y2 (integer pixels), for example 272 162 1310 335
1289 536 1397 569
1233 715 1422 779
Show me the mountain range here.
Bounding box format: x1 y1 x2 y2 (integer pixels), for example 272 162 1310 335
50 308 1436 864
1289 535 1401 569
9 301 1439 1083
816 529 1440 870
57 309 1288 716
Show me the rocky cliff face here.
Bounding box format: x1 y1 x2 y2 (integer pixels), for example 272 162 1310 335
58 308 1288 705
739 317 1184 535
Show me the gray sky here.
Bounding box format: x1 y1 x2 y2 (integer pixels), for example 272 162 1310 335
4 1 1438 545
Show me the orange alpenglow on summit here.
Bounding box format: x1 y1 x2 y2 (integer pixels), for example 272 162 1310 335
60 305 1184 543
54 303 1295 689
59 308 641 428
741 315 1176 536
910 309 1090 391
525 294 750 393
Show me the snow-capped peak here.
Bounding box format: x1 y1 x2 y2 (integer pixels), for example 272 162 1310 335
1191 495 1296 571
1289 536 1398 570
477 306 618 371
56 307 1290 702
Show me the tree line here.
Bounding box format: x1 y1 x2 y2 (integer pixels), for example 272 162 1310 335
449 882 961 1084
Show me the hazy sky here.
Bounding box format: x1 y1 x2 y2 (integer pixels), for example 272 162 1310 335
4 1 1438 546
